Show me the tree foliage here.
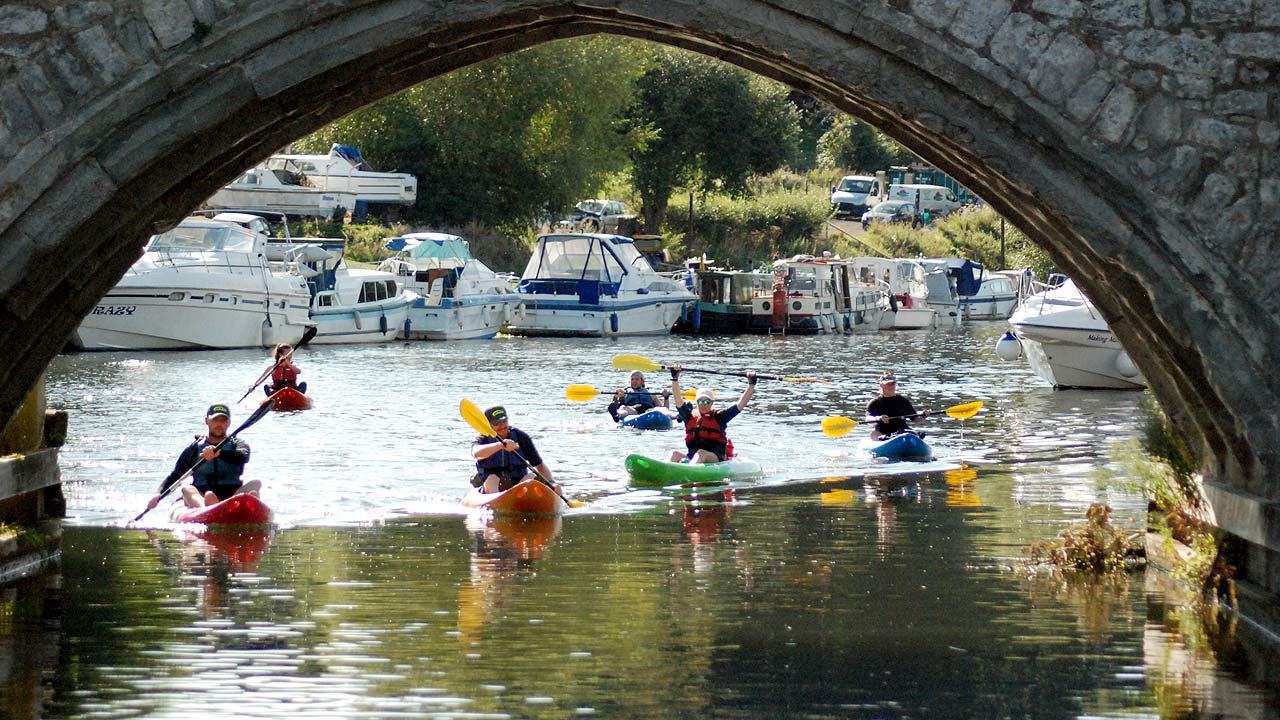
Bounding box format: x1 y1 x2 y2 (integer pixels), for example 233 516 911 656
816 115 915 173
295 37 648 230
621 49 802 232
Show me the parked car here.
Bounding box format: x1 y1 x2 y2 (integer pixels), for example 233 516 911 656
830 175 875 218
861 200 920 230
562 199 636 234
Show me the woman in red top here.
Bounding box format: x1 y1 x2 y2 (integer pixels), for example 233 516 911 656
264 343 307 396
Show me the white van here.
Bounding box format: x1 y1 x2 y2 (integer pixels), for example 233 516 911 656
868 181 962 218
829 175 876 218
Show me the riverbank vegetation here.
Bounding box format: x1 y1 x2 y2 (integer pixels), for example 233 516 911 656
292 36 1047 274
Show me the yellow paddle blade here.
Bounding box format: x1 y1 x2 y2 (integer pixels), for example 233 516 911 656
821 416 858 438
566 384 601 402
460 399 495 436
612 354 662 372
945 401 983 420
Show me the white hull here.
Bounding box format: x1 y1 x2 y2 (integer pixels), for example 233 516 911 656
1011 326 1146 389
961 294 1018 320
75 283 311 350
206 186 357 219
308 296 413 344
505 297 688 337
879 306 936 330
404 296 520 340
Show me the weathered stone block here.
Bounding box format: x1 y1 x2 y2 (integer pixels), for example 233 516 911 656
143 0 199 49
989 13 1052 79
1066 71 1112 123
1028 32 1095 102
1123 29 1220 76
1214 90 1269 118
74 24 132 85
1224 33 1280 61
949 0 1012 48
0 6 49 35
1188 0 1251 24
908 0 961 31
1031 0 1086 19
1094 82 1137 143
1089 0 1147 27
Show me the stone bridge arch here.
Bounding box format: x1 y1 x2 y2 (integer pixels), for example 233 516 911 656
1 3 1277 565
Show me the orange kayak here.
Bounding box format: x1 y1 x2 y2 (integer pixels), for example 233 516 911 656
265 386 312 411
462 479 568 515
170 493 273 525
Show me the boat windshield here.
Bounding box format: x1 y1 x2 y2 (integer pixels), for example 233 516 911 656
147 225 256 254
524 236 626 281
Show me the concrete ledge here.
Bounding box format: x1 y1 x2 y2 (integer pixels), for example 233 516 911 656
1202 481 1280 553
0 447 61 500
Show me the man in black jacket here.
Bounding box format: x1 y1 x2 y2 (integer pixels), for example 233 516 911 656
146 404 260 510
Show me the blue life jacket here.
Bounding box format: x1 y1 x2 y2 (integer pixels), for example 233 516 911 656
475 433 529 477
623 388 656 409
190 438 247 489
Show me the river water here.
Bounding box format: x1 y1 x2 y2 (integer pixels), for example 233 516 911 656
4 323 1277 718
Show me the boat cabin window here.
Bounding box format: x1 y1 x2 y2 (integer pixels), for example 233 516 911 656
359 280 397 303
788 267 817 293
523 236 627 281
148 225 256 254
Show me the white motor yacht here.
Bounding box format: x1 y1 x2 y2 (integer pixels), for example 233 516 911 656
72 216 313 350
506 233 695 337
850 257 937 329
266 144 416 206
1001 278 1146 389
378 232 521 340
205 162 358 219
749 255 888 334
275 240 415 344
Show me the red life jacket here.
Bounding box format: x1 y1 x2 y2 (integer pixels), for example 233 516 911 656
685 411 729 457
272 365 299 386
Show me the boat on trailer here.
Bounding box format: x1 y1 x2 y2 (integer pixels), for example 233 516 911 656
378 232 521 340
505 233 696 337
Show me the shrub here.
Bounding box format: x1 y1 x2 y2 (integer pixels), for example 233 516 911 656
673 187 832 269
1029 503 1135 574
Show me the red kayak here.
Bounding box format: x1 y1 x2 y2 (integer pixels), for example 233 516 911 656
462 479 568 515
170 493 273 525
265 386 312 411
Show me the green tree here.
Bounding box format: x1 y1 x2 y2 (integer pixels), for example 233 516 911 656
816 115 914 173
295 37 648 230
622 49 802 232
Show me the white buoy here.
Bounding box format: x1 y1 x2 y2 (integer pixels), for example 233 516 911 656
994 330 1022 361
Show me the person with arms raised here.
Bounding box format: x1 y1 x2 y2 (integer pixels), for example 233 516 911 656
668 364 757 464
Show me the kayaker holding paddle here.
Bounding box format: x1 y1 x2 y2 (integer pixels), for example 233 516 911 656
146 404 261 510
608 371 671 422
866 370 929 440
263 342 307 396
668 364 757 464
471 406 559 495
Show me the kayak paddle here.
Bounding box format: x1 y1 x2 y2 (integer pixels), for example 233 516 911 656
612 353 829 383
821 400 984 438
129 398 277 524
236 326 318 403
459 399 584 508
565 384 692 402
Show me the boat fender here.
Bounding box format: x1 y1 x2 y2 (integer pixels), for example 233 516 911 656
1115 351 1138 378
402 317 412 339
379 313 388 335
994 330 1022 361
692 303 701 331
354 310 363 330
888 293 898 313
610 312 619 334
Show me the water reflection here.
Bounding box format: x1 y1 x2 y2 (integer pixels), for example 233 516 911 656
146 528 275 619
458 514 563 644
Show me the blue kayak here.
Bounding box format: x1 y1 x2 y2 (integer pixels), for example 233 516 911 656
867 431 933 461
620 407 677 430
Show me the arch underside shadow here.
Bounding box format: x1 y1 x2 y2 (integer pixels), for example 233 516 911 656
0 2 1274 503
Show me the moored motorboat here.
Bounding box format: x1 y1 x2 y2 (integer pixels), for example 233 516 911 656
850 257 938 330
865 431 933 461
462 479 568 515
624 453 763 487
506 233 696 337
378 232 521 340
265 386 313 411
72 215 313 351
204 162 358 219
1004 278 1146 390
170 493 273 525
749 254 888 335
619 407 677 430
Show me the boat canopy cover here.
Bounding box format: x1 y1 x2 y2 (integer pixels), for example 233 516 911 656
385 233 472 264
331 144 366 169
923 257 984 296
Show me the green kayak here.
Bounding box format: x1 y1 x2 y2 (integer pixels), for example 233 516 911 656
625 454 764 487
